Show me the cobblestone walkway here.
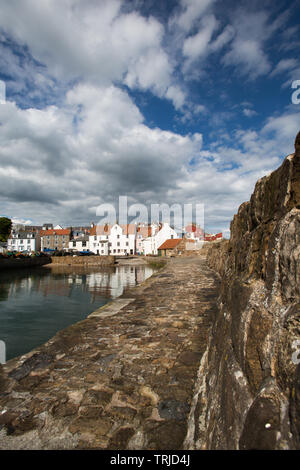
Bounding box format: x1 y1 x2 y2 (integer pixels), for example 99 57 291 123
0 256 219 450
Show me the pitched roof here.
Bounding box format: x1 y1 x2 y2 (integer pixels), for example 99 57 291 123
90 223 136 236
119 224 136 235
90 225 110 236
136 225 152 237
40 229 70 236
158 238 183 250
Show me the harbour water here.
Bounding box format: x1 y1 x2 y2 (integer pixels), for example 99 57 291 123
0 263 154 362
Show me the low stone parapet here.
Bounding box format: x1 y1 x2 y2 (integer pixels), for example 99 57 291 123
50 255 115 266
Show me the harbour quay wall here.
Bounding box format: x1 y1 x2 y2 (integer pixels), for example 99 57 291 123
50 255 115 266
0 257 51 271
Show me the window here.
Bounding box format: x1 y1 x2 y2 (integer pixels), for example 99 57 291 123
117 235 120 239
117 242 120 246
73 241 76 247
126 242 129 246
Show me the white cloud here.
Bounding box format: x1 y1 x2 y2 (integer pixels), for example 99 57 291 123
262 112 300 145
183 15 218 61
221 9 288 79
165 85 186 110
270 58 299 76
0 0 184 109
223 38 271 78
0 84 203 224
243 108 257 117
12 218 33 226
171 0 216 33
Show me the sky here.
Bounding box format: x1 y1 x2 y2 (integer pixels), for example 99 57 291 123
0 0 300 235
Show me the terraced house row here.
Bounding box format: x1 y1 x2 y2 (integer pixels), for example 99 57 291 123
7 221 222 256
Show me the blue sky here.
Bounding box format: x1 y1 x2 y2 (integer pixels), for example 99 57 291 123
0 0 299 235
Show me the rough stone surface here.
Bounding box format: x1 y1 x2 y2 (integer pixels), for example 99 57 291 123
51 255 115 266
185 132 300 450
0 257 219 450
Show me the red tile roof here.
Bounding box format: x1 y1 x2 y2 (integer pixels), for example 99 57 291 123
136 225 152 237
158 239 183 250
119 224 136 235
90 223 136 236
40 229 70 236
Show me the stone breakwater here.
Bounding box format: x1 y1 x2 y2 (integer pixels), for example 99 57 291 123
0 256 219 450
184 132 300 450
51 255 115 266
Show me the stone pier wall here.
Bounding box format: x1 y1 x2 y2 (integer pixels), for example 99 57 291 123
184 132 300 450
51 255 115 266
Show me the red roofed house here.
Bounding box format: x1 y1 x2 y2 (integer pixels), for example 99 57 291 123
158 238 185 257
40 228 71 251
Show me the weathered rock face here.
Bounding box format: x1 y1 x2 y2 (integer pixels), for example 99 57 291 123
185 131 300 450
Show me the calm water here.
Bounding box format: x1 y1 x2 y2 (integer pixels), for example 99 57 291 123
0 264 154 362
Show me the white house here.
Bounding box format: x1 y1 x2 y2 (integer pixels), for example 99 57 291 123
136 224 151 255
68 236 90 253
89 223 136 255
142 222 179 255
89 224 110 255
108 224 136 255
8 230 41 253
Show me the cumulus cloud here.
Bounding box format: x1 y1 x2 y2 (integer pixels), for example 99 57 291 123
0 84 204 225
0 0 185 109
0 0 299 234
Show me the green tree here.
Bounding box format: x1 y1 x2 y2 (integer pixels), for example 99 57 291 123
0 217 12 242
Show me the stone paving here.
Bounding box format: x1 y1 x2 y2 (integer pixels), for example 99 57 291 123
0 256 219 450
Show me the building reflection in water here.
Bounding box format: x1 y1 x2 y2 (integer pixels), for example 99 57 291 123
0 264 154 361
2 265 154 303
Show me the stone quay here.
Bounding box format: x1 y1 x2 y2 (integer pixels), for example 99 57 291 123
0 255 219 450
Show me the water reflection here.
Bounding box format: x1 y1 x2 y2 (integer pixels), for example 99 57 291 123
0 264 154 361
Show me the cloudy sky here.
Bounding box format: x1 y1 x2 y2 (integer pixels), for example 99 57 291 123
0 0 299 234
